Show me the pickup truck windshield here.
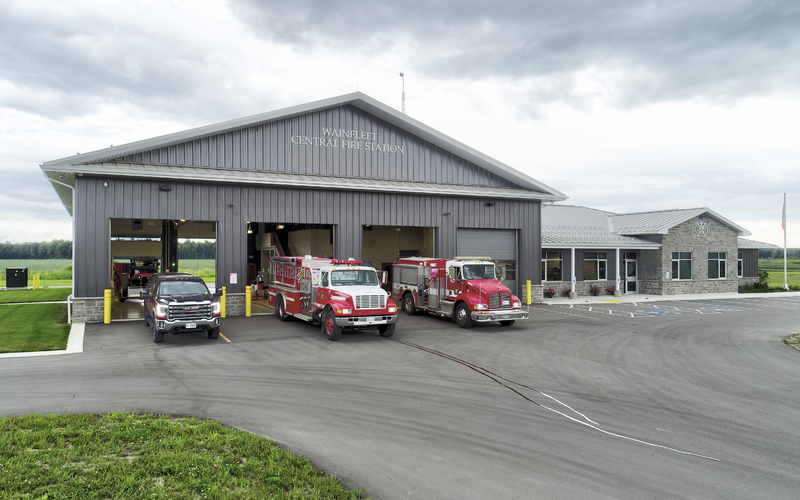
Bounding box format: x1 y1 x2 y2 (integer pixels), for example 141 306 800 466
159 281 210 296
330 269 378 286
462 264 496 280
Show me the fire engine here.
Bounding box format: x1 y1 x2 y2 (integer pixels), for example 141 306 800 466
268 256 399 341
392 256 528 328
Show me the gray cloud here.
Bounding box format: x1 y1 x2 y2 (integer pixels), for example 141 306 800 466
231 0 800 108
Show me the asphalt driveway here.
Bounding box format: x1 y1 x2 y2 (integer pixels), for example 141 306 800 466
2 295 799 499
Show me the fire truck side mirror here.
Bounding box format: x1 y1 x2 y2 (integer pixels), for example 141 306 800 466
496 264 507 281
380 271 388 284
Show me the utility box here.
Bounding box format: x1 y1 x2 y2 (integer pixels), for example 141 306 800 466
6 267 28 288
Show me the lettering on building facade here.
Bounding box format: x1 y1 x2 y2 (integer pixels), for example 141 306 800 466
291 128 405 154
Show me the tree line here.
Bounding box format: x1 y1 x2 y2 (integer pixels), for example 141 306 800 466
0 239 216 260
759 248 800 259
0 240 73 259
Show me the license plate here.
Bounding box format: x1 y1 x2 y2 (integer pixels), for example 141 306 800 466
362 317 375 324
186 322 196 329
502 300 510 306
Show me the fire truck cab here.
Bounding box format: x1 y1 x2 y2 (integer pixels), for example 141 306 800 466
268 256 399 341
392 257 528 328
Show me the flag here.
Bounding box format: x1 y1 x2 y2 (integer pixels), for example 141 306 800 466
782 194 786 231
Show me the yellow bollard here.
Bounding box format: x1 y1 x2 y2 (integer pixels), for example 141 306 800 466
221 286 226 318
245 285 252 317
104 289 111 324
526 280 531 305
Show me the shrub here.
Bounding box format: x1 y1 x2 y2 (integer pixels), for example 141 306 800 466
543 287 556 298
589 285 601 296
758 269 769 287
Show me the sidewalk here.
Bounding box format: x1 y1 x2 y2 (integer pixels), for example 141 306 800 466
542 290 800 305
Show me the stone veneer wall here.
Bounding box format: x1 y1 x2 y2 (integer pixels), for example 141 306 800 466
639 216 739 295
543 280 619 297
226 293 247 316
72 297 105 323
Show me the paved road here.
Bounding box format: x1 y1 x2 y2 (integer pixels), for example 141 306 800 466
2 296 800 499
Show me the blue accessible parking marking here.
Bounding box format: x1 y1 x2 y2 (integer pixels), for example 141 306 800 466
639 310 680 315
705 307 741 312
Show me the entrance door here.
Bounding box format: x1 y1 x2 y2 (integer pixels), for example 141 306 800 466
624 251 638 294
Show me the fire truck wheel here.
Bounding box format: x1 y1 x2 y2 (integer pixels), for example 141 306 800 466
208 327 220 339
455 303 474 329
322 309 342 341
275 295 291 322
378 323 395 338
153 324 164 343
402 293 416 315
499 320 515 327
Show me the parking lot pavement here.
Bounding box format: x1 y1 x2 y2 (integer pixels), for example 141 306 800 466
2 294 800 499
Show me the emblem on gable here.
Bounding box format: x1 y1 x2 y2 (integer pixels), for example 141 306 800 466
696 221 708 237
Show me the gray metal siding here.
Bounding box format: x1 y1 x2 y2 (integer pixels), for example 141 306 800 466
74 177 540 299
741 248 758 278
117 105 516 188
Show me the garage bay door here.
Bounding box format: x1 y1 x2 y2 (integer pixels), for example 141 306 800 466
456 228 517 294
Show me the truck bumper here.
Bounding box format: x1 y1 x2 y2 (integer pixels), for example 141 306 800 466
336 314 399 328
471 310 529 323
156 317 220 334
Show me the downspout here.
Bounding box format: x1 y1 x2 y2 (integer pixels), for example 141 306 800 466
45 176 76 323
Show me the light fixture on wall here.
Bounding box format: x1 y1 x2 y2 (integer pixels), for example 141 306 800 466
485 202 495 207
277 224 284 230
247 222 253 234
103 181 108 188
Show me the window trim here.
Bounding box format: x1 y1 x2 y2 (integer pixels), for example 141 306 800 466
737 251 743 278
671 252 692 280
583 251 607 281
708 251 727 280
541 251 563 282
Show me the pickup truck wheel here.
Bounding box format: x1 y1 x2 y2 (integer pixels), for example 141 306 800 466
455 303 474 329
153 324 164 343
378 323 395 338
402 293 416 315
276 295 290 322
208 327 220 339
321 309 342 341
499 320 515 327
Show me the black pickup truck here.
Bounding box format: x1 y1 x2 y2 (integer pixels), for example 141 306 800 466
142 273 222 343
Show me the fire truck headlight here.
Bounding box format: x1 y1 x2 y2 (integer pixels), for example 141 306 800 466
388 305 397 313
337 308 352 315
475 303 488 311
512 301 521 309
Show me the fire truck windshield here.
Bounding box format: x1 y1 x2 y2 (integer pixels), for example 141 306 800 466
462 264 496 280
330 269 378 286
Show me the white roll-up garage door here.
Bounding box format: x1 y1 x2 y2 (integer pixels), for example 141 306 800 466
456 228 518 294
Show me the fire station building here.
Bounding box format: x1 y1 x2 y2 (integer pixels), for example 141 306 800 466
41 92 566 322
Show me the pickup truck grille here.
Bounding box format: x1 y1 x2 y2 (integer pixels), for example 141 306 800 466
354 294 386 310
489 292 512 309
169 303 212 320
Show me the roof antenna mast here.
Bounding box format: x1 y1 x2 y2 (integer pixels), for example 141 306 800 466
399 71 406 114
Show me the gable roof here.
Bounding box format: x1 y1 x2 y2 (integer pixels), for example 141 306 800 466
542 204 752 249
41 92 566 214
737 238 780 250
609 207 750 236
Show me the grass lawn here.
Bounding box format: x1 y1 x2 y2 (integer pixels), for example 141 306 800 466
0 302 70 353
0 287 72 304
0 412 366 499
765 271 800 289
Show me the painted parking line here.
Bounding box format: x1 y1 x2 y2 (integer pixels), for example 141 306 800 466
219 333 231 342
639 310 681 315
705 307 741 312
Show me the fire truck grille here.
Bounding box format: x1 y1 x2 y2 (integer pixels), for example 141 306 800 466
354 295 386 310
169 303 212 320
489 292 513 309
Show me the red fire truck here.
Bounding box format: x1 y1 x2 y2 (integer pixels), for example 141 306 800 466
268 256 399 341
392 256 528 328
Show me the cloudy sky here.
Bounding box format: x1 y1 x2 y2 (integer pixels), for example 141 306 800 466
1 0 799 246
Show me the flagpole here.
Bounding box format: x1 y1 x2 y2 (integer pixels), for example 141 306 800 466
783 193 788 290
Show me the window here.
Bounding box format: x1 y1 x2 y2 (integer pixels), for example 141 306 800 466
708 252 727 279
541 251 563 282
738 252 743 278
671 252 692 280
583 251 607 281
